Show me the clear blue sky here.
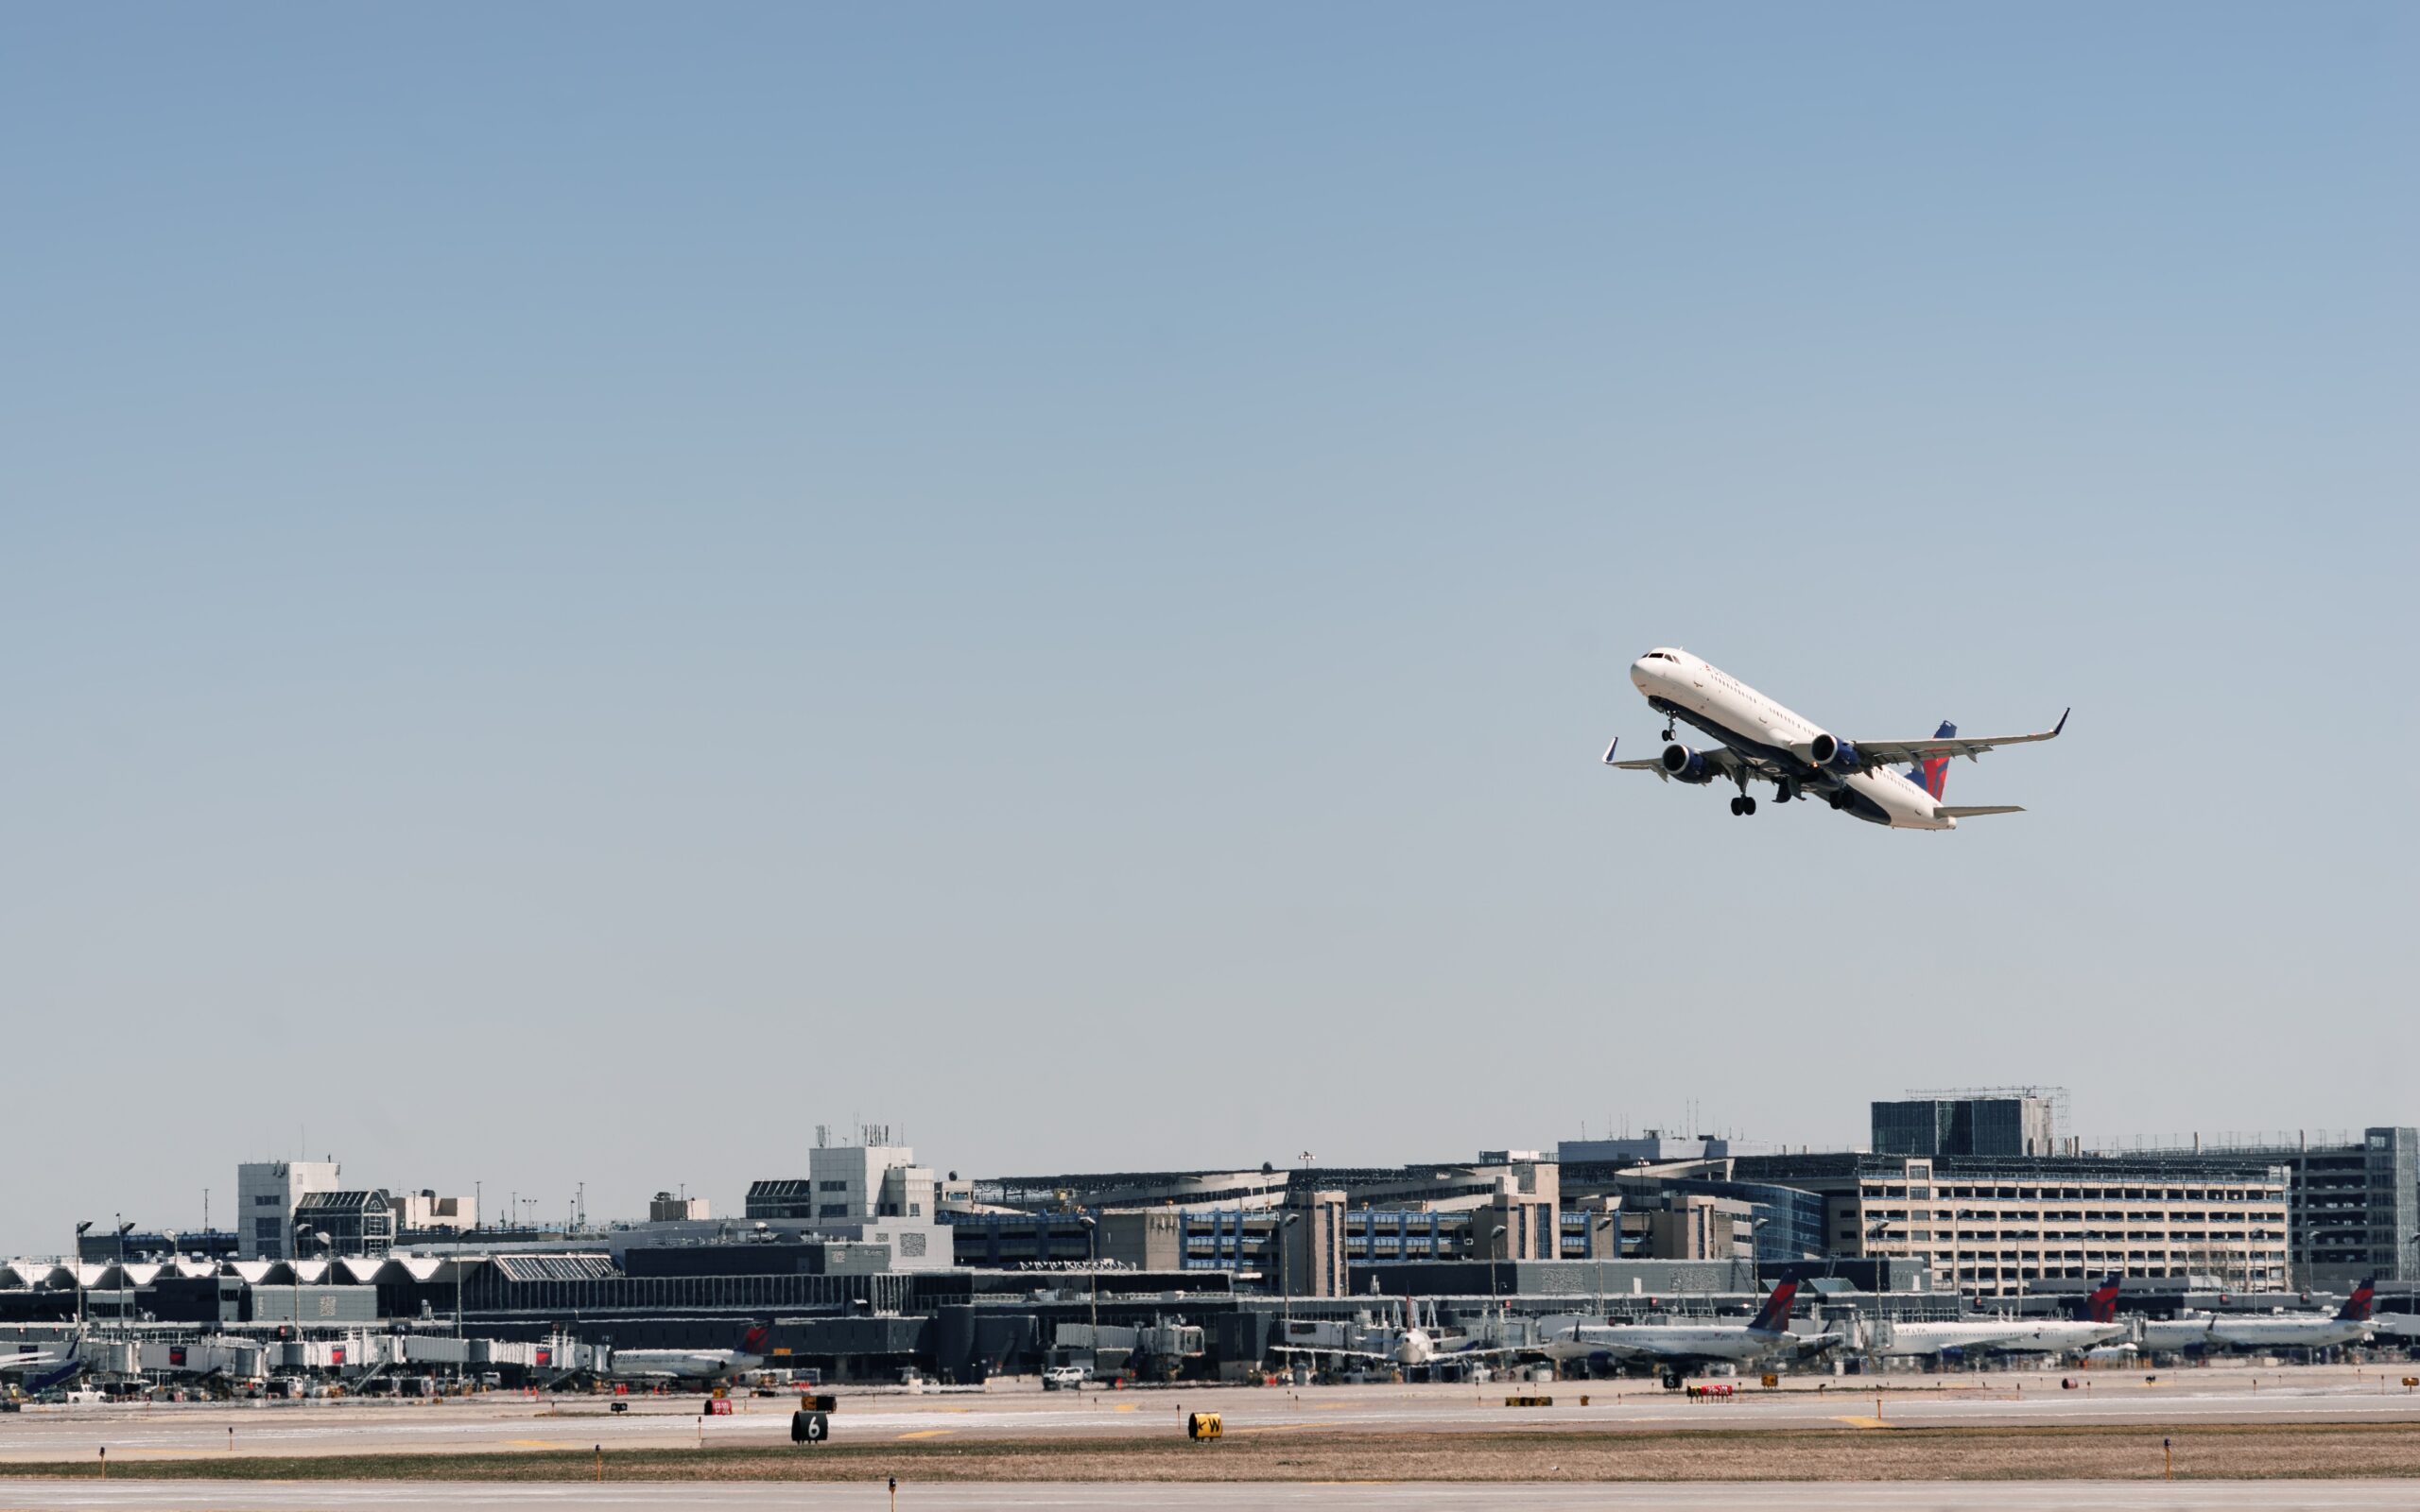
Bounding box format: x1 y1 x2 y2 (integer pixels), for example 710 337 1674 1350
3 5 2412 1251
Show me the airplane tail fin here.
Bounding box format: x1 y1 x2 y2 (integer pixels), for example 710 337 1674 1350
740 1321 772 1355
1748 1267 1811 1333
28 1341 81 1394
1909 720 1955 799
2083 1273 2122 1324
2340 1278 2377 1322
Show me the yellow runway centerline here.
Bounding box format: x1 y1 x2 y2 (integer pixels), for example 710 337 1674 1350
896 1429 957 1441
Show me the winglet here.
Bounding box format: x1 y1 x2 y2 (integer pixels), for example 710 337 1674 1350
2051 707 2069 737
1601 737 1619 765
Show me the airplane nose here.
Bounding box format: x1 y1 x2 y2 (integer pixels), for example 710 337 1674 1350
1630 658 1655 692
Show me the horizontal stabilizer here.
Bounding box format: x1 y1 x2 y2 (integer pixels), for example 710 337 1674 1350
1938 805 2024 817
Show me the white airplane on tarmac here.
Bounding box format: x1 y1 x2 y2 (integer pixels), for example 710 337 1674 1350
1603 648 2066 827
1273 1299 1527 1371
601 1321 772 1383
1876 1276 2127 1359
0 1338 82 1391
2142 1280 2376 1353
1542 1268 1836 1387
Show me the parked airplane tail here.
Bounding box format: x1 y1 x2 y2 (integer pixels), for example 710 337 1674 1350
2082 1273 2122 1324
1748 1268 1811 1333
26 1342 81 1394
740 1321 773 1355
2340 1278 2377 1322
1909 721 1955 799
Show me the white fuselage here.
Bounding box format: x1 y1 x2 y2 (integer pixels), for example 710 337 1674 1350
2141 1314 2369 1352
1629 650 1954 829
1542 1321 1794 1368
1879 1318 2125 1358
602 1348 762 1382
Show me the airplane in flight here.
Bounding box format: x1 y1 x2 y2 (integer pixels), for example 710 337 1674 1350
600 1321 773 1383
1540 1267 1836 1387
2141 1279 2375 1353
1602 647 2066 828
1874 1276 2127 1359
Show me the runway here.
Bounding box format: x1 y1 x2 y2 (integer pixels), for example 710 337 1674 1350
6 1482 2420 1511
8 1369 2420 1462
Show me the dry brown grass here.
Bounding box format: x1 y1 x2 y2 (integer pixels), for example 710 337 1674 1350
11 1423 2420 1483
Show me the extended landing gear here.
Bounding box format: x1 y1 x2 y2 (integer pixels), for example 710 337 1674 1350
1659 726 1674 743
1728 795 1757 816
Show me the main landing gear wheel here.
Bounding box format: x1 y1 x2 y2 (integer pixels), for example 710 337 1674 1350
1729 795 1757 816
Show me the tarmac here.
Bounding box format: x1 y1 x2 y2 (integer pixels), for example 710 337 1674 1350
5 1483 2420 1511
8 1367 2420 1461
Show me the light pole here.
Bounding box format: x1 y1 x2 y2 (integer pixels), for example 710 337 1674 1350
1742 1210 1781 1286
1078 1214 1098 1380
1482 1224 1507 1310
1274 1211 1303 1366
291 1225 319 1349
72 1221 92 1332
1591 1204 1623 1318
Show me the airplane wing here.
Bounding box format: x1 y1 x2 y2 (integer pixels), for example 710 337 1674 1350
1270 1345 1401 1364
1599 738 1748 779
1842 710 2069 771
1430 1342 1536 1360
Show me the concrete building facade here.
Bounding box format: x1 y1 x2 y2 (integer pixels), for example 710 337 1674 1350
235 1161 343 1261
1739 1151 2290 1297
2112 1128 2420 1290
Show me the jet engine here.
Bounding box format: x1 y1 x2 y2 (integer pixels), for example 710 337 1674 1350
1807 732 1860 772
1658 744 1714 783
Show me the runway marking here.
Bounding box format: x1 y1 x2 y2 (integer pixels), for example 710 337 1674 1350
1832 1417 1894 1429
1114 1404 1138 1414
896 1429 956 1441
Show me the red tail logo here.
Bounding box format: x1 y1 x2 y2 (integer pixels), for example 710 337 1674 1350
1749 1276 1803 1333
1910 720 1956 799
741 1324 770 1354
2084 1275 2121 1324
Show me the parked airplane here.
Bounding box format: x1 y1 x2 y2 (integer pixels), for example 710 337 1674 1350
601 1322 772 1382
1273 1299 1530 1371
1876 1276 2126 1359
1602 648 2066 827
0 1338 82 1392
2141 1280 2376 1353
1541 1268 1833 1387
